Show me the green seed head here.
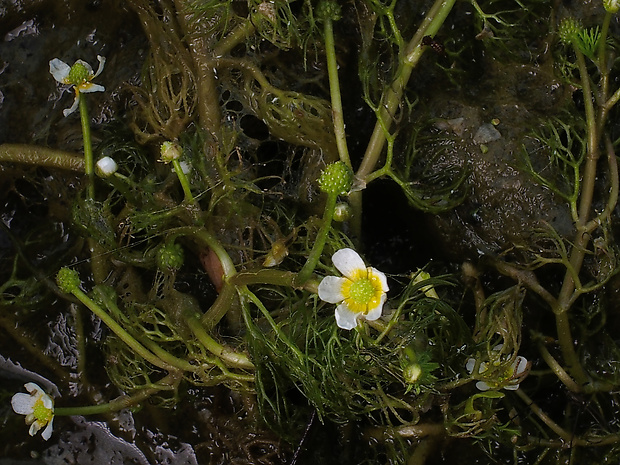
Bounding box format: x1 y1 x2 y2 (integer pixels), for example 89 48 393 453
67 61 91 85
558 18 583 45
157 242 185 271
318 161 353 196
56 267 81 294
316 0 342 22
348 278 374 304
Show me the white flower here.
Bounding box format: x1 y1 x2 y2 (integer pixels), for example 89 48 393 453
466 344 529 391
318 248 389 330
49 55 105 116
96 156 118 177
11 382 55 440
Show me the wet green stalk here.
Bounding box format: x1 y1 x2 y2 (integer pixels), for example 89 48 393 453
68 285 175 371
553 45 599 388
171 159 195 204
185 311 254 369
54 372 181 416
296 191 338 285
324 16 352 168
356 0 457 180
79 95 95 200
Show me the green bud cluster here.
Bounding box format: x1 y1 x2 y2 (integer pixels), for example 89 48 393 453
157 242 185 271
318 161 353 196
67 61 91 85
558 17 583 45
316 0 342 22
56 267 81 294
604 0 620 13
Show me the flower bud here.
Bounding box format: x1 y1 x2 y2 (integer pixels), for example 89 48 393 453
333 202 352 222
318 161 353 196
96 156 118 177
403 363 423 384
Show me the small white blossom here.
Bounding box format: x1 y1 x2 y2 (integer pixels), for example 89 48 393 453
466 344 529 391
49 55 105 116
318 248 389 330
11 382 55 440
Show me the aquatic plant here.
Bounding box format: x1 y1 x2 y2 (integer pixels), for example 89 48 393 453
3 0 620 463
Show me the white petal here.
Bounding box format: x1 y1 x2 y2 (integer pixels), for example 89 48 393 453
332 248 366 279
465 358 476 374
335 303 359 330
364 293 386 321
29 421 41 436
93 55 106 78
73 59 94 76
41 417 54 440
504 383 520 391
369 267 389 292
80 83 105 93
24 382 45 395
318 276 347 303
63 93 80 117
49 59 70 83
476 381 491 391
514 356 528 376
11 393 35 415
96 156 118 176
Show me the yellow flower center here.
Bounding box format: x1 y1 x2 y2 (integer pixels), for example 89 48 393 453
32 398 52 423
341 268 384 314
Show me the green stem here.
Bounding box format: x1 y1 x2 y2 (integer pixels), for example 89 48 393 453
168 226 237 278
185 311 254 369
356 0 457 181
79 95 95 199
70 287 173 371
213 19 256 57
171 159 196 204
295 192 338 285
324 16 351 168
553 46 598 387
0 144 84 171
54 372 180 416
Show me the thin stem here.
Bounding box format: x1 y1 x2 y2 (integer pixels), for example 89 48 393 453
55 372 181 416
185 311 254 369
70 286 174 371
324 16 351 168
171 159 196 204
79 95 94 199
536 339 581 393
168 226 237 278
552 45 600 387
213 19 256 57
356 0 457 180
295 192 338 285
